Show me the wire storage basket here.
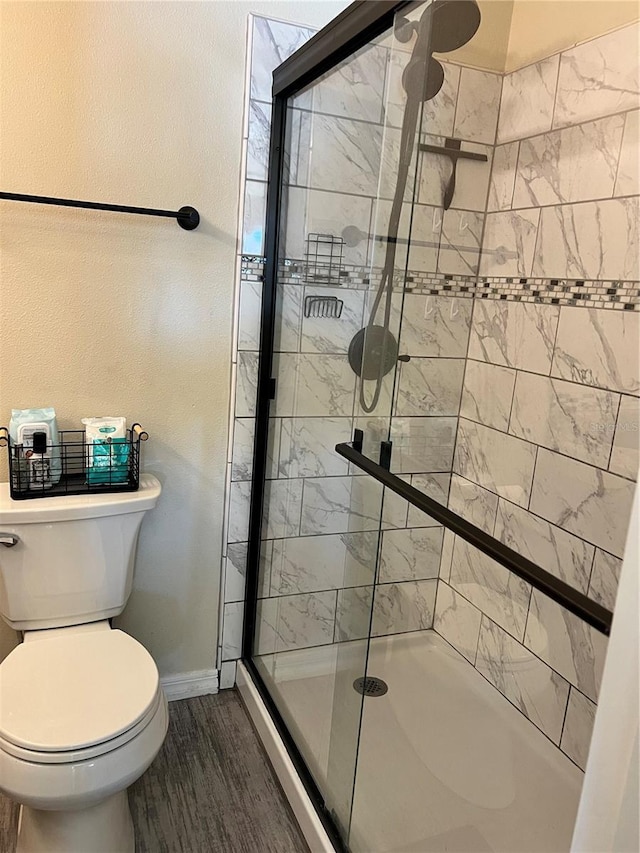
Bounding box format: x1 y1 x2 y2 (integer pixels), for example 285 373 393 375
0 424 148 500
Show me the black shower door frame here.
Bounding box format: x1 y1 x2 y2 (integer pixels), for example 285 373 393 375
241 2 413 848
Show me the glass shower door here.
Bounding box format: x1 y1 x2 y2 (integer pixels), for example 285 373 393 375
249 4 431 844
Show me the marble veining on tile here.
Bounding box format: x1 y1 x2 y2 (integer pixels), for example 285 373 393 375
480 209 540 278
272 353 356 417
247 100 271 181
406 472 451 527
250 17 314 101
379 527 444 583
398 294 472 358
395 358 465 416
553 22 640 128
235 353 259 419
513 115 625 209
222 601 244 660
228 481 251 544
468 300 560 374
560 689 597 771
460 359 516 432
533 197 640 281
310 114 383 197
615 109 640 197
476 616 570 744
551 308 640 396
588 548 622 612
372 580 437 636
300 475 402 536
454 418 537 508
448 474 498 534
312 42 387 124
434 581 481 663
494 499 593 593
530 448 636 557
274 284 303 353
256 591 337 654
609 395 640 479
488 142 519 211
335 586 373 642
278 417 352 479
509 372 619 468
269 531 377 596
525 590 608 703
262 478 303 539
453 67 502 145
449 537 531 639
390 416 458 475
498 55 559 143
438 210 483 276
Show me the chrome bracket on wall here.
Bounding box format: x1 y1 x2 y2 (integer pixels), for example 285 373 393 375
419 138 488 210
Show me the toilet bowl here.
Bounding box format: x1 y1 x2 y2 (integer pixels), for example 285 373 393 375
0 621 168 853
0 474 166 852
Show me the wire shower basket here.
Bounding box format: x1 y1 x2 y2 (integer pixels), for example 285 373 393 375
1 424 148 500
305 233 345 284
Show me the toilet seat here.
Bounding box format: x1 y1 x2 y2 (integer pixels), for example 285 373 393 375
0 627 160 758
0 689 163 765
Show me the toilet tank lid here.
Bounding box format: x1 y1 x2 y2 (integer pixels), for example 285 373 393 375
0 473 161 523
0 628 160 752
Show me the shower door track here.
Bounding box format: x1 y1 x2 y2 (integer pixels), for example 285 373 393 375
335 441 613 637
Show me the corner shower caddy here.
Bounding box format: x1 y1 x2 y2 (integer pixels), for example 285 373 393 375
0 424 148 500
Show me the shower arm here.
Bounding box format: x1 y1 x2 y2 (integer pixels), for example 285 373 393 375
420 139 488 210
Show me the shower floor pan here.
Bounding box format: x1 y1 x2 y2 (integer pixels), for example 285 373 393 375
257 631 582 853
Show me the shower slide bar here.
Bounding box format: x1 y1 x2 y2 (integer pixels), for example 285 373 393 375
0 191 200 231
335 440 613 636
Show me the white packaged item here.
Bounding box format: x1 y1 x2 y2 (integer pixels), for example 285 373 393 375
82 417 128 484
9 408 62 484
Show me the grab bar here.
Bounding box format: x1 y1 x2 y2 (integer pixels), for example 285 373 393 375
335 441 613 636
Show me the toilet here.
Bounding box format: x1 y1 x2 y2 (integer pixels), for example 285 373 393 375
0 474 168 853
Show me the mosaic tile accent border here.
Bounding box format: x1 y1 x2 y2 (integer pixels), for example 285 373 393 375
241 256 640 311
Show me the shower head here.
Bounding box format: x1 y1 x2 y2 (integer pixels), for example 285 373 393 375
399 0 480 100
428 0 481 53
402 54 445 100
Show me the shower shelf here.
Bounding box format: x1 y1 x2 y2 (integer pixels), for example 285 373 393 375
335 440 613 637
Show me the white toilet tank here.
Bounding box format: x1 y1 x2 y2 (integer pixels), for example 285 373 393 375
0 474 161 630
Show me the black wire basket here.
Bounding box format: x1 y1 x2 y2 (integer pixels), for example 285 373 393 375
0 424 148 500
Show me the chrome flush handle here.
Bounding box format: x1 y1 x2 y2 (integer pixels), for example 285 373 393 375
0 534 20 548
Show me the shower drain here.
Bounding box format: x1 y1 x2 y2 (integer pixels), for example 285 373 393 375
353 676 388 697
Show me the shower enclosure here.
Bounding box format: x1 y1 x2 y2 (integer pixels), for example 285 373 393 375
241 2 639 850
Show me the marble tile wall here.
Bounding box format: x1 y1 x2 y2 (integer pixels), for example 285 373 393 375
434 301 638 770
487 21 640 284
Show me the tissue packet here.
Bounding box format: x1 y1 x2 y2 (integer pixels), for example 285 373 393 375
9 407 62 484
82 417 130 484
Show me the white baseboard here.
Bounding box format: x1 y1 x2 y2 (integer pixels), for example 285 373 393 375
160 668 219 701
237 661 335 853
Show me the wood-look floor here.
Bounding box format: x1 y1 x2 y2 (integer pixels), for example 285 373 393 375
0 691 309 853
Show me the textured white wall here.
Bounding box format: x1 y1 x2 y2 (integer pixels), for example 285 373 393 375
0 1 346 673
